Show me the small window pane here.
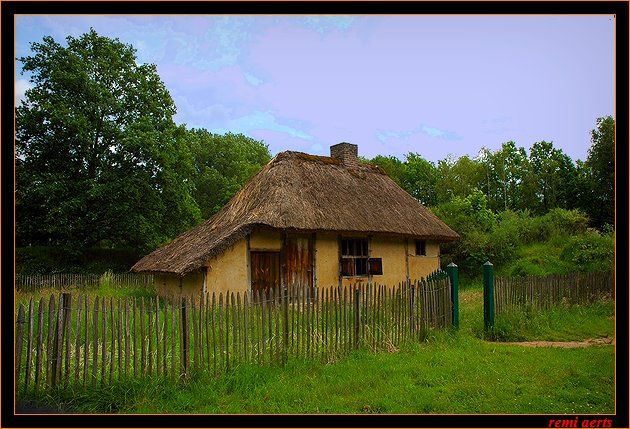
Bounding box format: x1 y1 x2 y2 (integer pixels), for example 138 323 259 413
355 258 368 276
341 258 354 276
368 258 383 275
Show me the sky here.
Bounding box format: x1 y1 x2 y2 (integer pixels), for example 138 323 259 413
14 14 616 163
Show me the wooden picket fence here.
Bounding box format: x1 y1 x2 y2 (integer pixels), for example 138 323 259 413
15 272 154 293
494 271 614 315
14 278 452 395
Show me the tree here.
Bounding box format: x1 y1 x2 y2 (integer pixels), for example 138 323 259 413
366 154 406 188
480 142 529 212
186 130 271 219
585 116 615 228
401 153 438 206
528 141 576 214
434 154 485 204
16 29 201 251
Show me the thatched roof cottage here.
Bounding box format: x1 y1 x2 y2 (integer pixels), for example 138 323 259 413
131 143 459 297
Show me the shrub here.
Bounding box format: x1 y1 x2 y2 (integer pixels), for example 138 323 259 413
560 230 614 272
544 208 590 238
16 246 144 274
490 210 523 264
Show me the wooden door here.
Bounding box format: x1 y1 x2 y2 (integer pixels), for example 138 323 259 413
284 235 314 299
250 251 280 297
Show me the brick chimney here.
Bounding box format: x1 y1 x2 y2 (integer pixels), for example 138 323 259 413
330 142 358 167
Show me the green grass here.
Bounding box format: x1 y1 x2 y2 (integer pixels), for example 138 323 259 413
25 289 616 415
14 284 155 308
457 286 615 342
34 332 614 415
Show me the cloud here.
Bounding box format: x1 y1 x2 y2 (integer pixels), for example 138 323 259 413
309 143 324 153
244 72 264 86
203 16 260 70
211 111 313 141
377 124 462 142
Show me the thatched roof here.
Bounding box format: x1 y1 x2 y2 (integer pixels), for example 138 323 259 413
131 149 459 276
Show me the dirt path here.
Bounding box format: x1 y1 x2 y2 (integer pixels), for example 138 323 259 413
496 337 614 348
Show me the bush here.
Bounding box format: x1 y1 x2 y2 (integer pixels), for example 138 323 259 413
490 210 523 264
16 246 144 274
560 230 614 272
507 257 570 277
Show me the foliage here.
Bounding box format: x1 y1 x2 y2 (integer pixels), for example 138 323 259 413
433 193 607 277
432 189 498 272
528 141 577 213
365 154 406 186
186 130 271 219
15 246 144 274
401 152 438 206
16 29 201 252
560 230 615 272
584 116 615 229
434 154 486 204
478 142 530 212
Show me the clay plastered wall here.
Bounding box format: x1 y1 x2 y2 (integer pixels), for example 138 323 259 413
408 241 441 281
155 271 203 298
318 234 424 289
249 229 282 250
314 232 340 288
205 238 248 295
369 236 408 287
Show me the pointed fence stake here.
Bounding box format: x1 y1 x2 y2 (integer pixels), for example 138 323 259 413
483 261 495 330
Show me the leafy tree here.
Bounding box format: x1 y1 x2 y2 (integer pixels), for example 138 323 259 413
480 142 529 212
585 116 615 228
16 29 201 251
367 154 406 187
401 152 438 206
434 154 485 204
566 159 595 217
528 141 576 214
432 189 496 272
187 130 271 219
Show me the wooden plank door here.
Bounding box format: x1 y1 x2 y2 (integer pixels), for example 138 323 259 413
284 235 314 299
250 251 280 297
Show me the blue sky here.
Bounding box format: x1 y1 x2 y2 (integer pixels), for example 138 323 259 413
14 14 615 163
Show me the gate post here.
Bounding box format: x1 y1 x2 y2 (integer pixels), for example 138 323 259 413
446 263 459 329
483 261 495 330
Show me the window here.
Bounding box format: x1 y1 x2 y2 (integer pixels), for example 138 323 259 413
368 258 383 275
415 240 427 256
340 238 369 277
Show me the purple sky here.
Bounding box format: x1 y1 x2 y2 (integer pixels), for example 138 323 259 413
15 14 615 163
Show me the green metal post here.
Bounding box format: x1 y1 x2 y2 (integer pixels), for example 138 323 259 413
446 262 459 329
483 261 495 330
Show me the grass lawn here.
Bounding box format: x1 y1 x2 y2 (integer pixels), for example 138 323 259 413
28 287 617 416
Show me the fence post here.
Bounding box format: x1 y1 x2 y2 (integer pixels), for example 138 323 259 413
15 305 26 392
282 287 289 364
446 263 459 329
180 296 189 380
354 288 361 349
483 261 495 330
